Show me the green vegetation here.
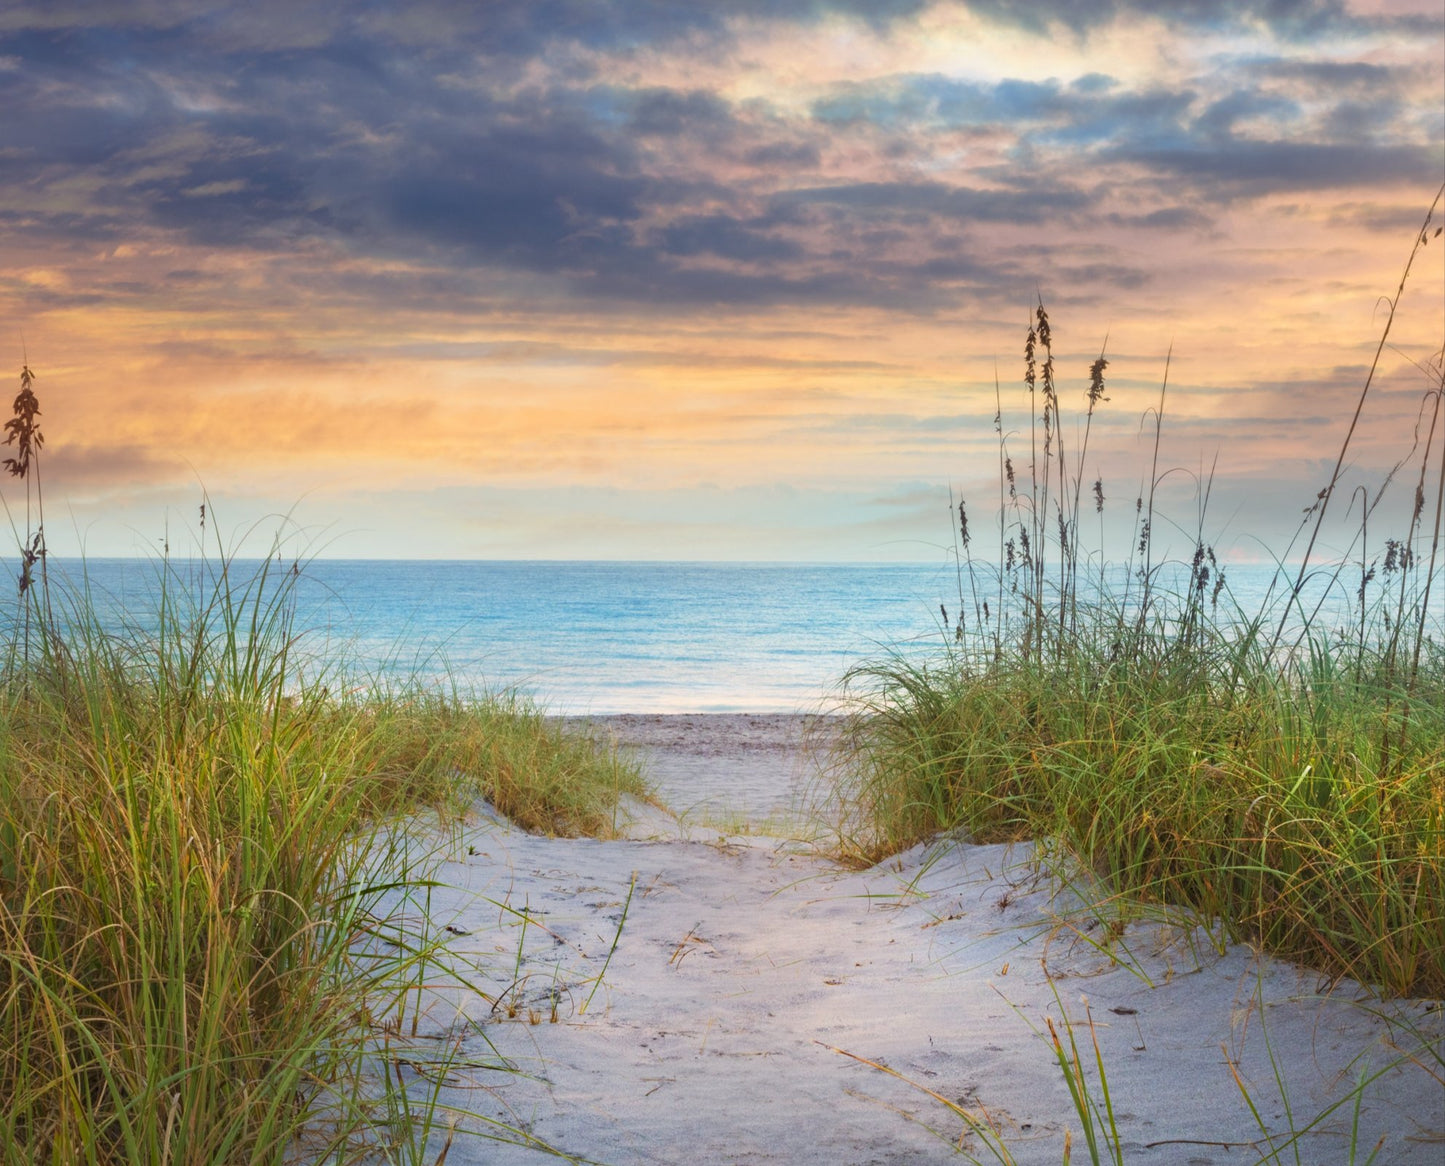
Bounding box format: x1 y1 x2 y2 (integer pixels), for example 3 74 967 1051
828 204 1445 999
0 364 644 1163
4 199 1439 1166
832 601 1444 997
0 551 642 1163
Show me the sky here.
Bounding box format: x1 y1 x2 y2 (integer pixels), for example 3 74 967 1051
1 0 1442 562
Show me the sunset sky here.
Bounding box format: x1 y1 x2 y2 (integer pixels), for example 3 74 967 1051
2 0 1442 561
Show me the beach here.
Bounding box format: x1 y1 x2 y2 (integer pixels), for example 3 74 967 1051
358 714 1444 1165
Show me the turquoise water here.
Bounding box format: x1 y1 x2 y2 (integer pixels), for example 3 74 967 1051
14 557 1436 714
39 559 962 713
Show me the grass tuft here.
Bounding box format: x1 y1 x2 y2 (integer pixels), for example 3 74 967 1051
826 200 1445 998
0 547 642 1163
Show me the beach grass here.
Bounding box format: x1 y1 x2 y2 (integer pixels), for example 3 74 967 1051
830 609 1444 997
0 542 643 1162
826 205 1445 999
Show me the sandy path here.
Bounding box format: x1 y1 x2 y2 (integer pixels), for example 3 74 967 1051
561 713 839 831
363 716 1443 1165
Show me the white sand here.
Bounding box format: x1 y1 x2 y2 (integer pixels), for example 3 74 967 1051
360 715 1443 1165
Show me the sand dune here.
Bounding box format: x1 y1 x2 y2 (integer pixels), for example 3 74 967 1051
360 716 1443 1165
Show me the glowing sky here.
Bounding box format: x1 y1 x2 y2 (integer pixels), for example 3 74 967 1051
2 0 1442 561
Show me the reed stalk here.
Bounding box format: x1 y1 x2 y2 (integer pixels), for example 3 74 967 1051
0 504 642 1162
831 218 1445 998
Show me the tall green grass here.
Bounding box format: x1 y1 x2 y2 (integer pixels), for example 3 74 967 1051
829 200 1445 998
0 547 643 1163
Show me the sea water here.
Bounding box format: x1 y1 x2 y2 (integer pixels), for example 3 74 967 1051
35 559 962 713
13 558 1428 714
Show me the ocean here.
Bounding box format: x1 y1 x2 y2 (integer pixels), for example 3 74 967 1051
12 557 1432 714
35 559 962 714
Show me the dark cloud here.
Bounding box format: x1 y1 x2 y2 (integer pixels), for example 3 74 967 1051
374 116 651 268
771 180 1092 224
659 215 805 263
1192 89 1300 139
743 139 823 168
4 0 1382 48
142 157 333 247
1 1 933 55
1109 139 1435 195
0 31 179 167
1106 206 1213 230
962 0 1350 37
1250 59 1397 89
624 87 736 137
798 66 1431 201
0 0 1437 314
1036 86 1198 145
1320 99 1404 139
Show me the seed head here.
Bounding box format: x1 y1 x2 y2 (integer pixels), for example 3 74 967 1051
1086 355 1109 410
1034 303 1052 349
4 364 43 480
1357 565 1376 607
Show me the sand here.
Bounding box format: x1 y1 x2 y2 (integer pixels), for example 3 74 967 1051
357 715 1443 1165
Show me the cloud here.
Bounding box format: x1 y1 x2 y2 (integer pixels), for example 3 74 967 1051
1323 201 1436 232
623 87 737 138
45 442 187 489
1105 206 1213 230
0 0 1439 327
961 0 1352 36
1108 138 1434 194
658 215 805 263
770 179 1092 224
0 1 933 56
1 0 1438 316
742 140 822 168
1249 58 1397 89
